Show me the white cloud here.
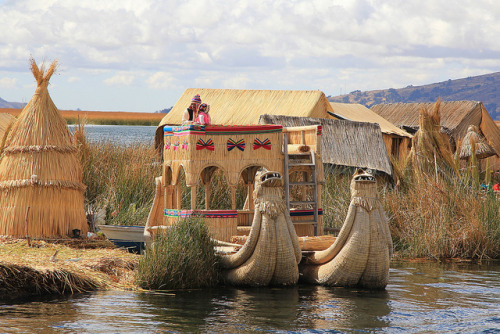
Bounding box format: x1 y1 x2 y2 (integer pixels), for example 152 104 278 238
0 77 17 88
67 76 80 83
147 72 175 90
104 73 134 86
0 0 499 111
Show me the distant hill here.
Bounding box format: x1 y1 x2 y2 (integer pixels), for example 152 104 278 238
0 97 25 109
328 72 500 120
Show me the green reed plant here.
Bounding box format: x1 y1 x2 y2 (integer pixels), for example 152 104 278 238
74 123 161 226
136 217 221 289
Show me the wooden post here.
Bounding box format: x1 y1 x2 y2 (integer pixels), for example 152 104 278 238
25 206 31 247
248 183 254 210
231 186 237 210
191 185 197 210
176 184 182 209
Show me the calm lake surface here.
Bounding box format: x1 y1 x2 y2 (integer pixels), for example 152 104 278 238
0 262 498 333
68 124 157 144
21 126 494 332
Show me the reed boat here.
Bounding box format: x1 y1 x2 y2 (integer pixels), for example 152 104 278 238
145 123 392 288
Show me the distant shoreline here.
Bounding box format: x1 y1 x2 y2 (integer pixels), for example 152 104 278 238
0 108 165 126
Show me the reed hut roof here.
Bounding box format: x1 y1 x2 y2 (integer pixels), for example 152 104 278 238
0 113 15 144
0 59 87 237
371 100 500 159
259 114 393 176
459 125 497 159
329 102 412 138
155 88 335 150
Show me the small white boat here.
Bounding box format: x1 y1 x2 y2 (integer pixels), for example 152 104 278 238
98 225 145 253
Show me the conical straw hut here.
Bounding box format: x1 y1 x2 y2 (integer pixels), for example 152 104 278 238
0 59 87 237
459 125 496 160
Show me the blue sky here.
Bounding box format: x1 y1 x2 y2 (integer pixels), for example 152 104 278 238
0 0 499 113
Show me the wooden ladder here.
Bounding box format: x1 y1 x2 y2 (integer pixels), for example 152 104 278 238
283 133 319 236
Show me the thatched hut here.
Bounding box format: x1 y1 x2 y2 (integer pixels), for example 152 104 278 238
371 101 500 170
0 59 87 237
328 102 412 161
259 115 393 177
155 88 336 152
0 113 15 148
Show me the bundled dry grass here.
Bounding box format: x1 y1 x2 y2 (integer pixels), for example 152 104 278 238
0 59 87 237
0 238 139 299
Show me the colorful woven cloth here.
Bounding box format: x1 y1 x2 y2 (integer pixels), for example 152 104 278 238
253 138 271 150
196 138 214 151
227 138 245 151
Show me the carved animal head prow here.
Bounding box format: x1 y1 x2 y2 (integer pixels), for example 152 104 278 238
350 169 377 199
255 168 283 188
253 168 286 218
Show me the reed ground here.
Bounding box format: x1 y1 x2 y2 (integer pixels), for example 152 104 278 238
0 237 139 300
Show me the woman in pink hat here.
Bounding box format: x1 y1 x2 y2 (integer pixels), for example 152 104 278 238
182 94 201 124
195 103 211 125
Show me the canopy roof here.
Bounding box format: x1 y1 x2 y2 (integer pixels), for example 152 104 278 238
259 114 393 176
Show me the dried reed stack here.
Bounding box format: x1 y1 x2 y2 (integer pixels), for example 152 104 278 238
459 125 496 160
408 100 457 180
0 59 87 237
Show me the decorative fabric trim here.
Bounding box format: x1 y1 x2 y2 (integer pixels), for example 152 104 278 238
3 145 77 155
253 138 271 150
317 126 322 136
164 209 238 218
164 124 282 136
181 139 188 150
164 139 171 150
196 138 214 151
227 138 245 151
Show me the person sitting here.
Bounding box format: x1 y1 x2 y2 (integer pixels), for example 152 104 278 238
196 103 211 125
182 94 201 124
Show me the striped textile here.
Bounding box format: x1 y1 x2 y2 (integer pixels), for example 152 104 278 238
227 138 246 151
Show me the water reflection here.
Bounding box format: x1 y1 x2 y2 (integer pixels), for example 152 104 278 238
0 262 498 333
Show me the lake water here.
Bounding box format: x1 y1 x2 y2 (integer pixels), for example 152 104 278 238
68 124 157 145
0 261 498 333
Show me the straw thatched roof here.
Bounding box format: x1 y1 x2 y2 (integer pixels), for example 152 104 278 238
155 88 335 150
0 113 15 145
0 59 87 237
259 115 393 176
459 125 497 159
329 102 412 138
371 101 500 162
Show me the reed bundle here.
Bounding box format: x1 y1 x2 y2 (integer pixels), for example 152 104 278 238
0 59 87 237
408 100 457 181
